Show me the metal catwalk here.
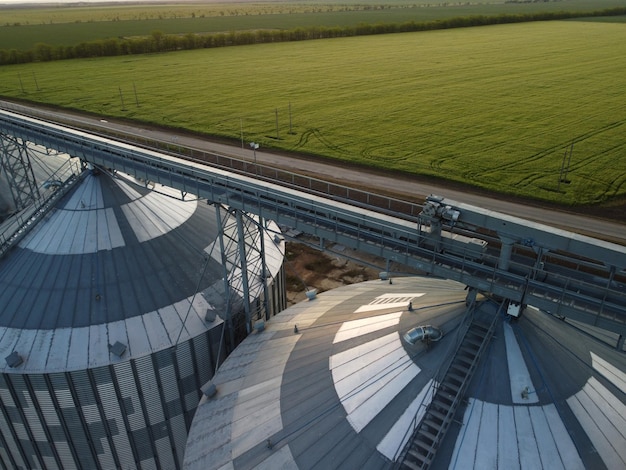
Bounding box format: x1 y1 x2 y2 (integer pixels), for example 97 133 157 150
1 109 625 338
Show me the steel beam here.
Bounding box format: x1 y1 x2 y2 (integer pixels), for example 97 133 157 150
1 110 625 335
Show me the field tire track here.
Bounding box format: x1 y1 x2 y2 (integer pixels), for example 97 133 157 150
465 120 626 185
294 128 351 156
483 121 624 173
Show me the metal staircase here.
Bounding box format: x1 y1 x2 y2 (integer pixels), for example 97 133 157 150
398 307 499 470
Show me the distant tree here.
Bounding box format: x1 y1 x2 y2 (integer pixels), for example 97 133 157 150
212 33 227 47
117 40 129 55
58 45 74 60
1 6 626 66
151 30 165 52
182 33 198 50
128 38 150 54
73 42 89 58
83 40 104 57
102 38 120 56
34 43 54 62
162 34 179 51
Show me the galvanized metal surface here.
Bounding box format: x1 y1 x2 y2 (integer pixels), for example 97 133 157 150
1 110 625 336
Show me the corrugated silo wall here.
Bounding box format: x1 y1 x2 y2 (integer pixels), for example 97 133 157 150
0 265 287 470
270 262 287 317
230 263 289 348
0 327 221 470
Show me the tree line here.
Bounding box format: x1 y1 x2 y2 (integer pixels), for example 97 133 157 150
1 8 624 66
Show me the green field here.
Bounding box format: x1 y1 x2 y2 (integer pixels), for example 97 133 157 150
1 0 625 50
1 20 625 206
3 0 622 25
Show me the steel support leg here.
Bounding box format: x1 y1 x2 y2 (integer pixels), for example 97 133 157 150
0 134 40 212
215 204 270 337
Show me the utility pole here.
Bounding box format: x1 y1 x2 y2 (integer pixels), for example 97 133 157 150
118 87 126 111
240 118 244 149
558 142 573 191
250 142 259 174
133 82 140 107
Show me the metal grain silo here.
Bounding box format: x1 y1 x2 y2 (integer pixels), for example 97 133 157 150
0 158 286 470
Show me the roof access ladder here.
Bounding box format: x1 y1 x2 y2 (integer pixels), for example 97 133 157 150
397 302 501 470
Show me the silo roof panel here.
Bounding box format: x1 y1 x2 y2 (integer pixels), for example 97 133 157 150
0 171 221 330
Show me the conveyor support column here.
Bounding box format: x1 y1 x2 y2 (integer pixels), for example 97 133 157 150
498 235 516 271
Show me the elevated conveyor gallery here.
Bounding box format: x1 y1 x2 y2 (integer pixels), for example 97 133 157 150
1 109 625 337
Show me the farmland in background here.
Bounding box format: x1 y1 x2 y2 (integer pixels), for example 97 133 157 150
1 0 625 50
0 10 625 207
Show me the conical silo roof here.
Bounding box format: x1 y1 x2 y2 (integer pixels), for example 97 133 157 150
0 169 282 373
184 276 626 470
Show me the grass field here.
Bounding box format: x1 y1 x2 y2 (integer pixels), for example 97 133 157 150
2 0 622 25
1 0 625 50
1 20 625 206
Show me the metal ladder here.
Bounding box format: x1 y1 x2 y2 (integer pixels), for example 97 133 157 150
398 309 499 469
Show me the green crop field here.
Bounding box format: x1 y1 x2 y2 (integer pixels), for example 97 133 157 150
2 1 622 25
1 20 625 206
1 0 625 50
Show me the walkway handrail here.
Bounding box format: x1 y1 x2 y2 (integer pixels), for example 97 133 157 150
1 108 625 336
